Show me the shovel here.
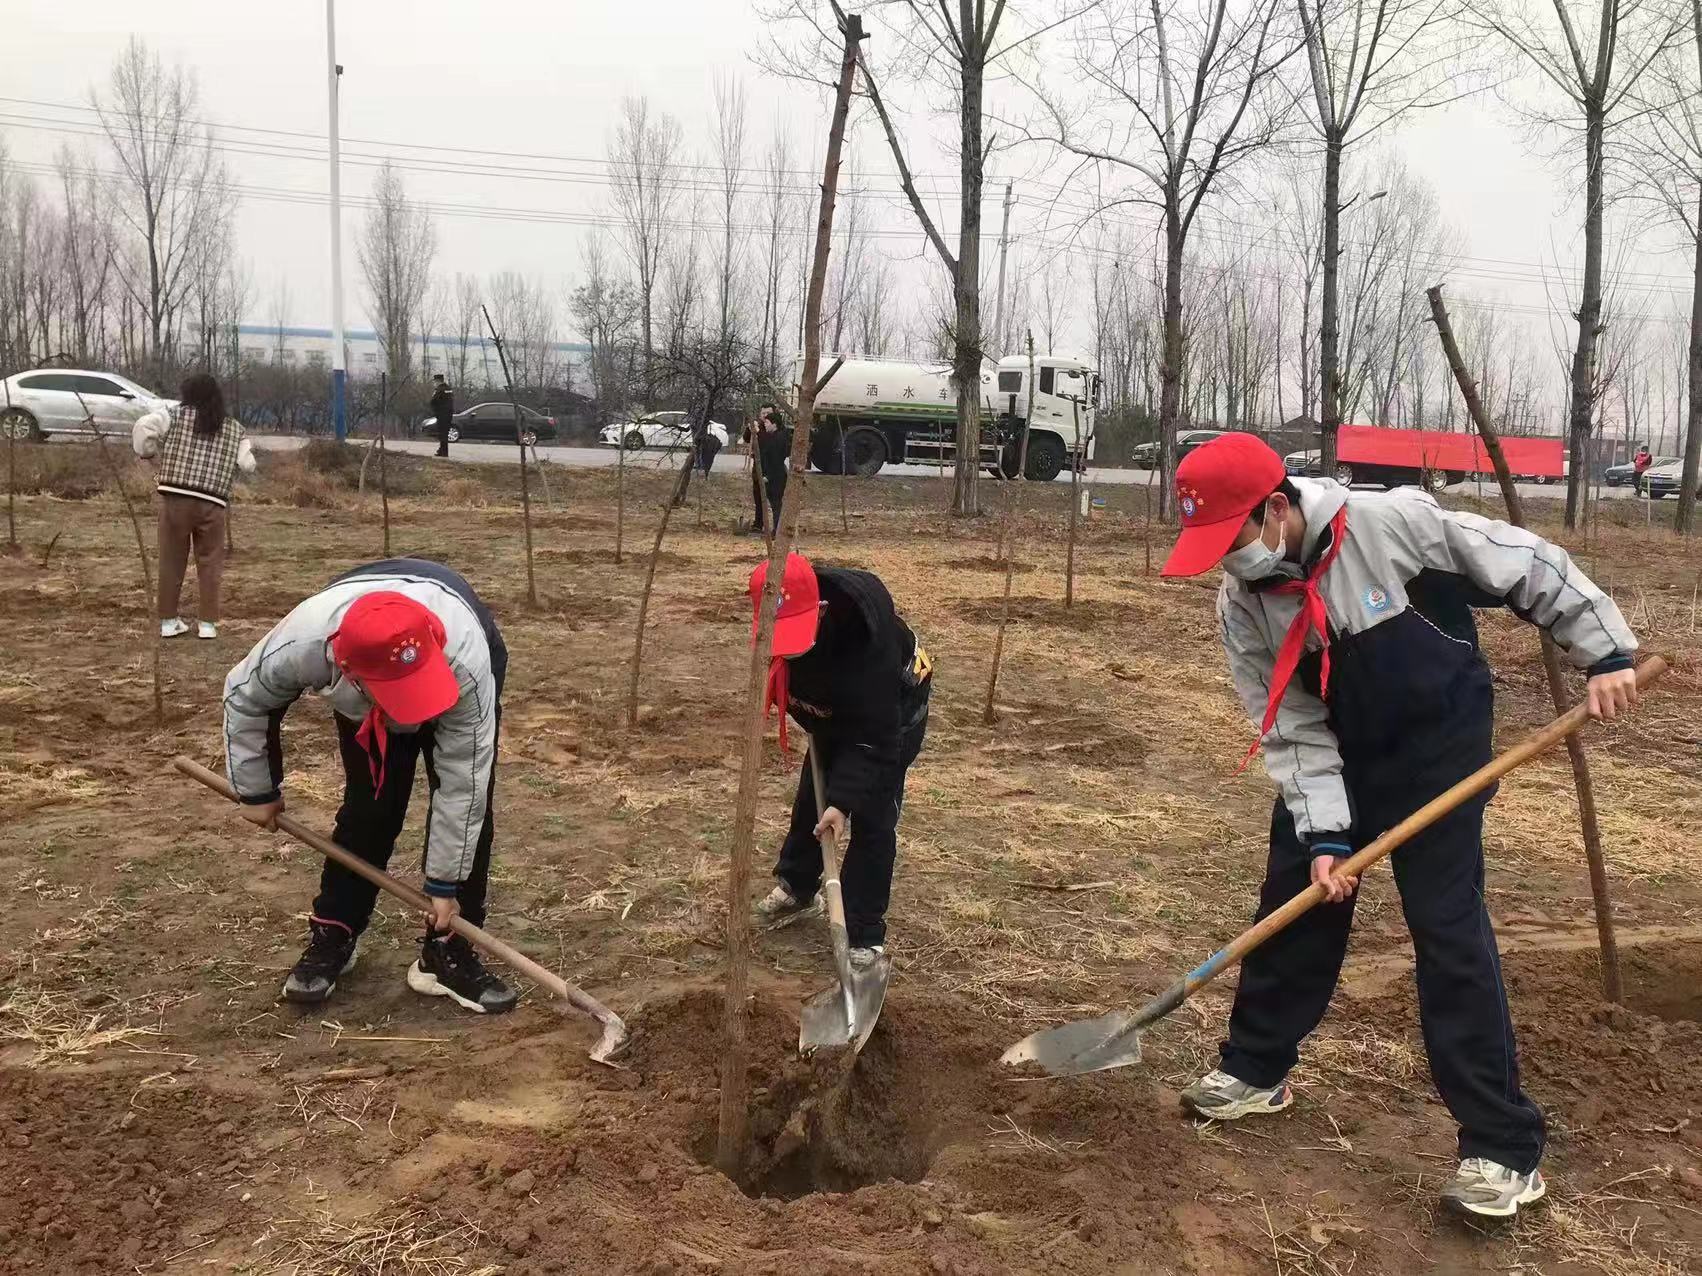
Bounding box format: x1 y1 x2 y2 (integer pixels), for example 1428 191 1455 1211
1001 655 1668 1077
797 735 891 1054
173 755 629 1066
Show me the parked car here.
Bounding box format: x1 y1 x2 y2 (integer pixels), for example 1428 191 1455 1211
0 368 173 441
1130 428 1225 468
1283 448 1322 477
1638 458 1685 500
421 402 558 446
598 411 730 452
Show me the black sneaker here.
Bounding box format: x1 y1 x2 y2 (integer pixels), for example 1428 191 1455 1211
282 918 358 1004
406 930 519 1014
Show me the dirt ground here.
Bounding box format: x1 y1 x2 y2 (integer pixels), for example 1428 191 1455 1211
3 441 1702 1276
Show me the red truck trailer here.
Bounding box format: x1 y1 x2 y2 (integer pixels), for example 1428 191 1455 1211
1328 425 1565 492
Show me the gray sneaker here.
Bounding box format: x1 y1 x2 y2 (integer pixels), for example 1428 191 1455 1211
1440 1158 1547 1219
1179 1069 1294 1121
849 944 886 971
755 884 821 922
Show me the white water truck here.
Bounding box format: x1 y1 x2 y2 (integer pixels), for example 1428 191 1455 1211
795 353 1099 480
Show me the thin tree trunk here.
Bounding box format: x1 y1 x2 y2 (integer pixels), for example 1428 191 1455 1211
1066 396 1083 608
1427 285 1623 1004
950 21 986 519
1678 203 1702 534
83 394 162 724
1566 108 1607 530
1157 205 1185 518
717 9 859 1180
380 384 392 559
627 450 697 729
4 377 16 556
984 333 1038 723
482 306 538 607
616 432 627 564
532 443 553 512
1319 136 1344 476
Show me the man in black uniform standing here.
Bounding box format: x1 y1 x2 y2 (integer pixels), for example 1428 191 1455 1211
430 375 454 458
745 403 790 534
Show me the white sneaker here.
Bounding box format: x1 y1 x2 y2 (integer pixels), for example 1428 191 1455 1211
1179 1069 1294 1121
1440 1158 1547 1219
197 622 218 640
160 617 190 638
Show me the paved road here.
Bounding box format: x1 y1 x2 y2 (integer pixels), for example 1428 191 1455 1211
249 434 1638 504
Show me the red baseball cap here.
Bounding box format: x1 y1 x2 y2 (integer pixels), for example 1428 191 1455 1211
1161 433 1287 577
749 552 822 657
330 592 460 725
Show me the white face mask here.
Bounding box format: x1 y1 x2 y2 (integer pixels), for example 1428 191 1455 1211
1221 504 1287 581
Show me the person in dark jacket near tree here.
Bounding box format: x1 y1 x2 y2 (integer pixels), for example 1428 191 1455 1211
430 375 455 457
750 553 932 965
222 559 519 1016
1160 433 1641 1221
745 403 791 534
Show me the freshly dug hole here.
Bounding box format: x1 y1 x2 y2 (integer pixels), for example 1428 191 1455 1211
630 988 947 1199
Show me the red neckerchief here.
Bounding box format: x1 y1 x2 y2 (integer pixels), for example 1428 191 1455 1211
1239 505 1350 772
764 656 792 756
355 708 390 793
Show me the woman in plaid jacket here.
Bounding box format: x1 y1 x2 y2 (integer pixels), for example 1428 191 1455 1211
133 372 257 640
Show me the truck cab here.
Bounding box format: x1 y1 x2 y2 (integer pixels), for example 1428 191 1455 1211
991 354 1098 479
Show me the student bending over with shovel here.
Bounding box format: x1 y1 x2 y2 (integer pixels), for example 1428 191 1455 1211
222 559 518 1015
751 554 932 986
1160 434 1640 1221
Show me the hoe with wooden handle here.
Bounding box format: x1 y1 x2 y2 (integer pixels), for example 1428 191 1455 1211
1000 655 1668 1077
174 755 629 1066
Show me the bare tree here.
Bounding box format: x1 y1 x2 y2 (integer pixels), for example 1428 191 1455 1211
1297 0 1481 472
773 0 1039 513
1473 0 1684 526
356 163 436 385
608 97 683 398
486 273 557 390
571 234 641 419
1027 0 1296 514
92 37 227 373
1631 1 1702 532
449 273 482 389
757 130 799 380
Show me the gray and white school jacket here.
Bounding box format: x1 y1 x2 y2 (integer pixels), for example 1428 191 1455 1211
1220 478 1637 840
222 566 500 886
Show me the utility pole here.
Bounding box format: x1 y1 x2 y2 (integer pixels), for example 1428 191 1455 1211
992 182 1013 360
326 0 347 441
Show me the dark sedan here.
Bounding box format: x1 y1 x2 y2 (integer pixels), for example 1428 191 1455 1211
424 402 559 446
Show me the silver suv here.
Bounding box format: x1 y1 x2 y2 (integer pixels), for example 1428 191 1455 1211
0 369 173 441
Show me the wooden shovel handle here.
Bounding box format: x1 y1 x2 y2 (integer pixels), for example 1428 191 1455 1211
1168 654 1669 1011
804 736 857 1005
171 755 623 1031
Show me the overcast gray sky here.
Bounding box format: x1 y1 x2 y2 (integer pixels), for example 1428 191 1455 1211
7 0 1697 418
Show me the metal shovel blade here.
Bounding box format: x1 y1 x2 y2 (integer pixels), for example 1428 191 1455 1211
999 1008 1144 1076
799 952 891 1054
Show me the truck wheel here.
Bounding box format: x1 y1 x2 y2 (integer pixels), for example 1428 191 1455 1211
1333 462 1354 486
810 430 847 474
842 426 887 477
1022 433 1067 481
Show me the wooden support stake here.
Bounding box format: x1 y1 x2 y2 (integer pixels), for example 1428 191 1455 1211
482 306 539 607
983 332 1038 724
1427 284 1623 1004
718 8 861 1179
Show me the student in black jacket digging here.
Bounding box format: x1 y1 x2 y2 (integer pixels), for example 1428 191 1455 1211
750 553 933 965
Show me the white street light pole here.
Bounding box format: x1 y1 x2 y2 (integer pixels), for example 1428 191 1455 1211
326 0 347 441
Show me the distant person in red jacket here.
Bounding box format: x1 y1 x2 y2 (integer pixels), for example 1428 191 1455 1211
1633 444 1652 475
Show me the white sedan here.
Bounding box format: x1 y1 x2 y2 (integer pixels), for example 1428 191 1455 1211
598 411 730 452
